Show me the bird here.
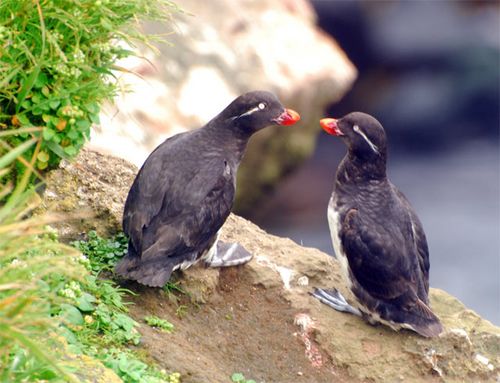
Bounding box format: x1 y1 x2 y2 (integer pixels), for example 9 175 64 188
115 91 300 287
312 112 443 337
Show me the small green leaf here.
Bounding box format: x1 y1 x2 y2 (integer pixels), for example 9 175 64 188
64 145 77 156
37 160 48 170
89 113 100 124
49 99 60 110
32 106 43 115
41 85 50 97
59 304 84 326
34 71 48 88
84 102 99 114
231 373 245 383
37 151 49 162
32 94 41 104
16 114 31 126
49 115 59 127
75 119 91 131
76 293 96 312
42 126 55 140
67 128 79 140
42 114 51 123
21 100 32 109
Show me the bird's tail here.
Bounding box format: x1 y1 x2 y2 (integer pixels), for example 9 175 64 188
404 299 444 338
115 244 175 287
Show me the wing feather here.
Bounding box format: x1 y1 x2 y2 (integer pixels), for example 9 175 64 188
340 208 418 303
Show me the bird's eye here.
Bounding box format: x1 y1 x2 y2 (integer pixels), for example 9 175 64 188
258 102 266 110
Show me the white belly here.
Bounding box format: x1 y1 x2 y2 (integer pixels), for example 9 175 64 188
327 196 352 290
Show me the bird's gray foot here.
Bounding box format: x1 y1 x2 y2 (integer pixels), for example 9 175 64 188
205 241 253 268
312 288 362 316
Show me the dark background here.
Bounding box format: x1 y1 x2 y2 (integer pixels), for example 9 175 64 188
249 1 500 324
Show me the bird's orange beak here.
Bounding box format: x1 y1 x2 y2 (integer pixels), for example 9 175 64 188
320 118 343 136
274 109 301 126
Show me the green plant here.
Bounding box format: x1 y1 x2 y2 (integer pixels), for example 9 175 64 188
162 281 187 295
231 372 256 383
0 0 178 183
72 230 128 273
144 315 174 333
101 348 180 383
0 129 81 382
70 229 184 382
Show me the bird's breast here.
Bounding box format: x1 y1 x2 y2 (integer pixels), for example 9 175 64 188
327 195 352 291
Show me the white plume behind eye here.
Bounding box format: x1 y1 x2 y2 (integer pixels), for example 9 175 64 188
232 103 266 120
353 124 380 154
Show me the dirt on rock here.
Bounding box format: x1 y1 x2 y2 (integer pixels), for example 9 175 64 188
127 265 357 383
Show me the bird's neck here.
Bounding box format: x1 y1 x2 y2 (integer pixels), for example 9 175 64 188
204 118 252 162
337 152 387 184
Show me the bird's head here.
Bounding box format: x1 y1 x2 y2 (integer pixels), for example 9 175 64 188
320 112 387 161
224 91 300 133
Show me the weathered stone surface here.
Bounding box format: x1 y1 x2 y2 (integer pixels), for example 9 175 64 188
41 149 499 382
91 0 356 215
37 149 136 240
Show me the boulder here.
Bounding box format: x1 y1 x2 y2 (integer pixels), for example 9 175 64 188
41 148 499 382
90 0 356 215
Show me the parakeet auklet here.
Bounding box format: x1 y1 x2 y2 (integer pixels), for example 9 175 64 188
115 91 300 287
312 112 443 337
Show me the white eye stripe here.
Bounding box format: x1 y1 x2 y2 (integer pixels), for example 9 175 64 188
232 103 266 120
353 124 380 154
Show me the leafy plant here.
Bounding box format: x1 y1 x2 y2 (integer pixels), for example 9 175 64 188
231 372 256 383
101 348 180 383
0 0 178 183
70 229 184 382
145 315 174 333
72 230 128 273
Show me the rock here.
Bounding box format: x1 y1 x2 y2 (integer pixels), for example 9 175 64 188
90 0 356 215
41 149 499 382
37 149 137 240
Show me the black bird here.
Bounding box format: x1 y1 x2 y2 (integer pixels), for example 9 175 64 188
312 112 443 337
115 91 300 287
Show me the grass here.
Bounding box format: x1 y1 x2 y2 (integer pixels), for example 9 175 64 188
0 126 81 382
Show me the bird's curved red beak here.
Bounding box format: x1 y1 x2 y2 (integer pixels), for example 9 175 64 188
320 118 343 136
274 108 300 126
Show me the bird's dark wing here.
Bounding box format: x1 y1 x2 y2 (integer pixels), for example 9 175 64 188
123 132 234 261
394 188 430 298
340 208 418 303
122 134 186 255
